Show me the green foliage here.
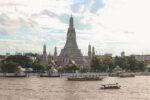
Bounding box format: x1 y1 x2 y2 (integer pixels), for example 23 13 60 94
137 61 145 72
32 63 52 72
91 55 146 72
45 64 52 71
79 68 90 73
1 61 19 73
91 56 107 72
32 63 44 72
114 55 145 72
6 55 32 68
63 65 79 73
25 53 41 63
114 56 130 70
58 68 64 73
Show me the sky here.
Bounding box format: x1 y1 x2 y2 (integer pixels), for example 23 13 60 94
0 0 150 56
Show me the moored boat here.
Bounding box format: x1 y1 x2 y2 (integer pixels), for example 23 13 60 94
39 73 60 77
4 73 27 77
101 83 121 89
67 74 104 81
109 72 135 78
119 73 135 78
68 77 103 81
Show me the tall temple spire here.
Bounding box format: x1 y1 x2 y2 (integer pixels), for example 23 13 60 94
88 44 92 57
92 46 95 56
41 44 48 64
58 15 84 67
64 15 78 49
69 14 74 27
43 44 46 54
54 46 57 61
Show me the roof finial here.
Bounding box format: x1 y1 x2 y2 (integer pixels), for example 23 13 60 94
71 13 72 17
69 14 74 27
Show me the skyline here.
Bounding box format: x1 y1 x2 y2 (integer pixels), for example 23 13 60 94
0 0 150 56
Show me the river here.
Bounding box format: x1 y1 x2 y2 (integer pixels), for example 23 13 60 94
0 76 150 100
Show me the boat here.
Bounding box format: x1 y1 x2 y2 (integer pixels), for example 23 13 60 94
4 73 27 77
118 73 135 78
39 73 60 77
109 72 135 78
67 75 104 81
109 73 118 77
101 83 121 89
5 75 27 77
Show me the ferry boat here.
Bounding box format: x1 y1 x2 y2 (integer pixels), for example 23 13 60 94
101 83 121 89
67 74 104 81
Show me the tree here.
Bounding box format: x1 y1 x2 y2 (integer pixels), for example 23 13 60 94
137 61 145 72
114 56 130 71
128 55 137 71
1 61 19 73
79 68 90 73
114 55 145 72
25 53 41 63
45 64 52 71
6 55 32 68
63 65 79 73
32 63 44 72
91 56 106 72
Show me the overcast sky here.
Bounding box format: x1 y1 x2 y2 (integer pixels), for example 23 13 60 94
0 0 150 56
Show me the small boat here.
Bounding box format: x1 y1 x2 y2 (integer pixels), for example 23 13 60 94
101 83 121 89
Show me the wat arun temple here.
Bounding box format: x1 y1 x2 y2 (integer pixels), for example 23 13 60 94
41 16 96 68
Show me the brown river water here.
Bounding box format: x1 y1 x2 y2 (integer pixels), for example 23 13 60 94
0 76 150 100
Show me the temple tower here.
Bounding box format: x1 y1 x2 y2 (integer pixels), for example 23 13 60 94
88 44 92 57
92 46 95 56
58 15 84 67
64 15 78 49
54 46 57 61
41 44 48 64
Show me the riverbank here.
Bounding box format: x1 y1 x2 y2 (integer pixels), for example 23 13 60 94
1 72 150 77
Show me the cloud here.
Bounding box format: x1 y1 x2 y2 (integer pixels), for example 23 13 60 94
0 2 26 7
0 13 39 35
0 29 9 35
71 0 104 13
0 0 150 56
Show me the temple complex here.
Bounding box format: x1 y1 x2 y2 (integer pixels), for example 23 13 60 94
57 15 85 67
41 15 96 68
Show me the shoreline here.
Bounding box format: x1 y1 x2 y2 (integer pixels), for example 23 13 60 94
0 72 150 77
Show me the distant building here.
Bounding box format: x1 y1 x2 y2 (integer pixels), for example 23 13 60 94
15 52 22 55
134 55 150 64
99 53 112 62
5 53 10 58
121 51 125 58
